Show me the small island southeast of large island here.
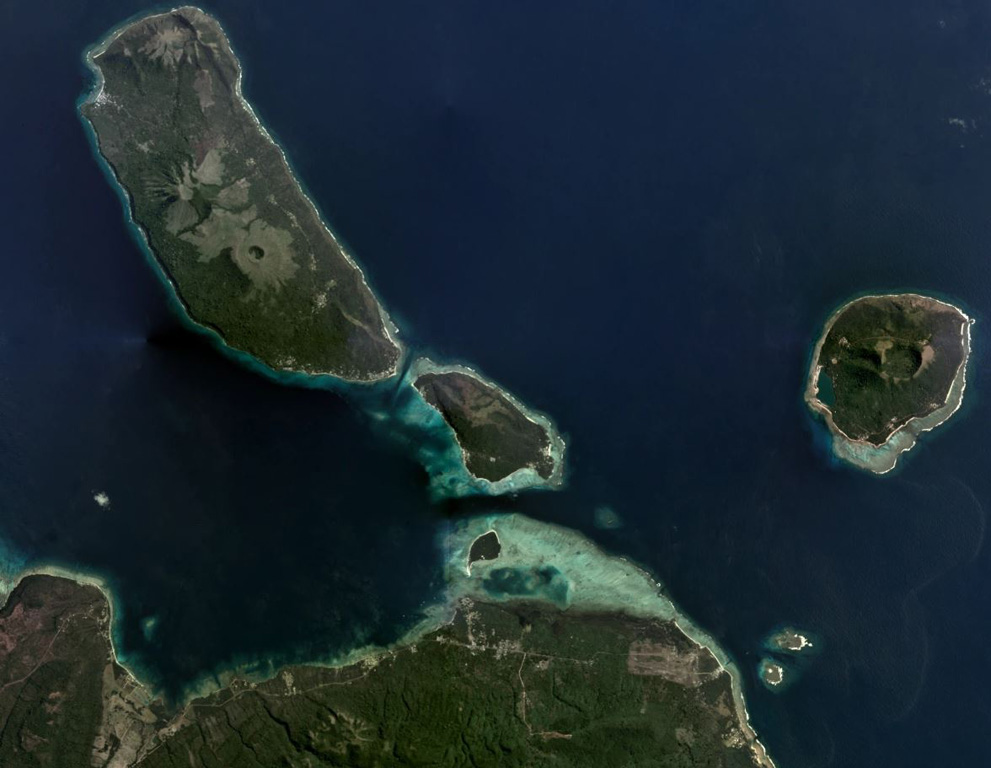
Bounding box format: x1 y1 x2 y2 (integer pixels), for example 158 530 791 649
80 7 566 499
411 359 565 495
805 293 972 474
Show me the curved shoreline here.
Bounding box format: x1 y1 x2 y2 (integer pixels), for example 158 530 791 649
465 529 500 575
804 292 974 474
59 9 770 764
79 6 403 385
409 357 567 496
0 513 776 768
442 514 776 768
78 8 566 501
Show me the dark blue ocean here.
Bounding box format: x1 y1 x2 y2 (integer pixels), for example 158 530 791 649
4 0 991 765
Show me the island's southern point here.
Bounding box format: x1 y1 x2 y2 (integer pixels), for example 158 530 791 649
409 357 566 496
804 292 973 474
80 6 402 382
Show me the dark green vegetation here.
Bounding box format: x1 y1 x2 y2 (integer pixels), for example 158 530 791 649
0 576 767 767
467 531 501 569
0 576 163 768
141 602 762 768
81 7 400 380
82 8 566 495
811 294 969 445
414 371 555 482
0 575 107 767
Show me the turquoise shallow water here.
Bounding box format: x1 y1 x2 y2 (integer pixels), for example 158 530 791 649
3 1 991 766
80 25 552 503
817 372 835 408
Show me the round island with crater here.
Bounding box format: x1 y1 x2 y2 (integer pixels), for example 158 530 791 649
805 293 973 474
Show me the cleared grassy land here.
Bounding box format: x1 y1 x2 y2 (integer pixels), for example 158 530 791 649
81 7 400 381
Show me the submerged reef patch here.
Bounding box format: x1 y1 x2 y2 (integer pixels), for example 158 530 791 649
481 565 570 606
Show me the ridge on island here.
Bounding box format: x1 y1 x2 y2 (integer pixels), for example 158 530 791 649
805 293 973 474
0 515 774 768
410 358 566 494
80 7 401 381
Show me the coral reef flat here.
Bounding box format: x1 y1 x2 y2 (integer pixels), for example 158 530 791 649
1 7 788 767
80 7 567 500
0 514 775 767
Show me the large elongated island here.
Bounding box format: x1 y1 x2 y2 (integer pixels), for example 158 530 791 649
81 7 401 380
80 6 566 497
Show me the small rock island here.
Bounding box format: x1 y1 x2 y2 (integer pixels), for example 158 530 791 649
758 659 786 690
757 626 818 692
81 7 401 380
412 360 565 492
805 293 972 473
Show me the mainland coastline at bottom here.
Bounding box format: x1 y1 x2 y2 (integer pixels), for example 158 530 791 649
0 512 775 767
10 8 777 763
